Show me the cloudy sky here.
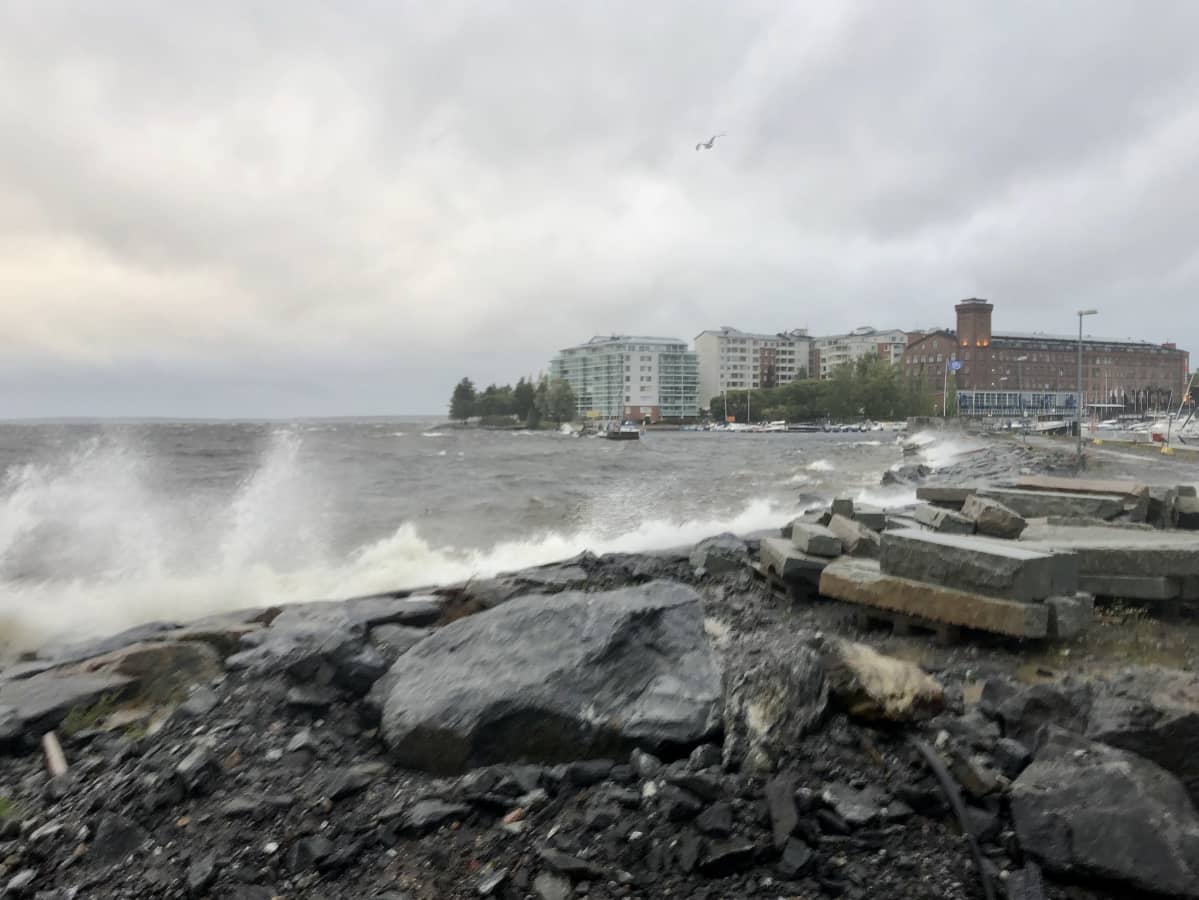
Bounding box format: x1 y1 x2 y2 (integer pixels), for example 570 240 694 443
2 1 1198 417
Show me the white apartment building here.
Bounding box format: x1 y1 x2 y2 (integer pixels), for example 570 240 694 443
549 335 700 421
694 327 813 411
812 327 909 379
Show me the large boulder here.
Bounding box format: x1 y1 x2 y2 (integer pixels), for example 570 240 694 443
1086 666 1199 806
722 640 827 773
1011 729 1199 898
689 534 749 575
380 582 722 773
822 640 943 723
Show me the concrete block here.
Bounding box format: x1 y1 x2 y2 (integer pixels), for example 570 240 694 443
1077 574 1180 601
818 558 1049 638
1147 488 1178 530
961 495 1026 540
1176 495 1199 530
1045 593 1093 639
976 487 1125 521
831 498 854 519
915 486 972 509
790 523 843 558
827 514 881 559
1177 485 1198 499
780 511 827 539
854 505 887 531
881 529 1074 602
758 538 829 586
913 504 975 535
1011 476 1149 501
1020 524 1199 579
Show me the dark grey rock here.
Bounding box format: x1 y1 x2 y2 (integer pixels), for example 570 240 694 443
777 838 814 879
90 814 146 864
663 769 722 802
687 743 722 771
630 748 663 779
325 763 384 801
658 785 703 821
286 836 335 871
381 582 722 773
689 533 749 575
992 737 1032 778
4 869 36 896
538 848 606 880
1085 665 1199 805
285 684 339 709
1010 730 1199 897
226 602 366 681
368 624 431 666
175 745 220 795
333 645 387 695
722 641 826 772
698 837 755 876
564 759 613 787
400 799 470 832
0 671 133 744
764 774 798 849
994 680 1093 744
695 801 733 836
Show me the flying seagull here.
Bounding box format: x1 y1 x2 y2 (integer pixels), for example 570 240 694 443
695 133 726 151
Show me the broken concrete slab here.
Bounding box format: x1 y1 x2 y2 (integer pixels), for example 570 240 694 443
1176 495 1199 530
961 495 1026 540
818 558 1050 638
915 486 972 508
790 524 842 558
880 529 1074 602
758 538 829 586
826 515 880 559
853 505 886 531
1021 524 1199 579
912 504 975 535
1045 593 1093 640
1011 475 1149 501
1077 574 1180 601
975 487 1125 521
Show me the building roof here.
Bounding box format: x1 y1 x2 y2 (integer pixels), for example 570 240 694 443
904 329 1182 353
694 326 810 341
556 335 693 354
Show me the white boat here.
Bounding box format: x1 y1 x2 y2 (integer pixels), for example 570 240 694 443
765 420 788 433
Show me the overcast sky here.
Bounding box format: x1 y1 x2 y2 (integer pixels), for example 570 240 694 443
2 1 1198 417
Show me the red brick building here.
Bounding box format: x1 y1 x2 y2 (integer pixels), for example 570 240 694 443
903 299 1190 417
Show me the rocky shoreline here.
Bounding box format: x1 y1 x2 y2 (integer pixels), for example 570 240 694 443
1 436 1197 900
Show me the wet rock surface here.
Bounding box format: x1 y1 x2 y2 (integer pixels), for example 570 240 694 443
0 435 1194 900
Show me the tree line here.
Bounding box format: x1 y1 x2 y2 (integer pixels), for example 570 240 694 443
710 356 936 423
449 375 577 427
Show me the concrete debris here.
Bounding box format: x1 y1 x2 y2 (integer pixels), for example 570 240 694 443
913 504 975 534
826 514 881 559
961 494 1027 539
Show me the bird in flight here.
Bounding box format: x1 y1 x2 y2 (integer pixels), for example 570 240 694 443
695 133 726 151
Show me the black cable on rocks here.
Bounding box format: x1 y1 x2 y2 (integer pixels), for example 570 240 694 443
908 736 997 900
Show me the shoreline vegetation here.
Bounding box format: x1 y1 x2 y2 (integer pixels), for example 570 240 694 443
1 429 1197 899
449 357 940 429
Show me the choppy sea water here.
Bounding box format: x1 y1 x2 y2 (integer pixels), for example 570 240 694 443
0 418 932 650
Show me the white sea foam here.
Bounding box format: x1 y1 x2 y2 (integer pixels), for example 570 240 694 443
805 459 835 472
420 431 447 438
0 434 797 654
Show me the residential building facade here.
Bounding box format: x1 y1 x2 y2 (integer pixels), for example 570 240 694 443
903 299 1191 417
694 327 812 411
550 335 699 422
810 327 909 380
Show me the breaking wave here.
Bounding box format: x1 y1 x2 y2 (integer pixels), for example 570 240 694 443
806 459 835 472
0 432 797 654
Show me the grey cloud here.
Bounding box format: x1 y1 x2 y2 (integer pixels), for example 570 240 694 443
0 0 1196 417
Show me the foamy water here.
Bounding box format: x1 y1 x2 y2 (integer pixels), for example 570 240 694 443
0 421 921 653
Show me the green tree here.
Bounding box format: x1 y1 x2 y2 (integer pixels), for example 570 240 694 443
535 376 576 423
449 377 476 422
513 377 535 420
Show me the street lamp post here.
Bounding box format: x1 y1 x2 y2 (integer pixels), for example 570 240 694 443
1076 310 1098 464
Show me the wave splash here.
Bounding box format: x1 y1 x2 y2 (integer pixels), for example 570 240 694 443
0 433 795 653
